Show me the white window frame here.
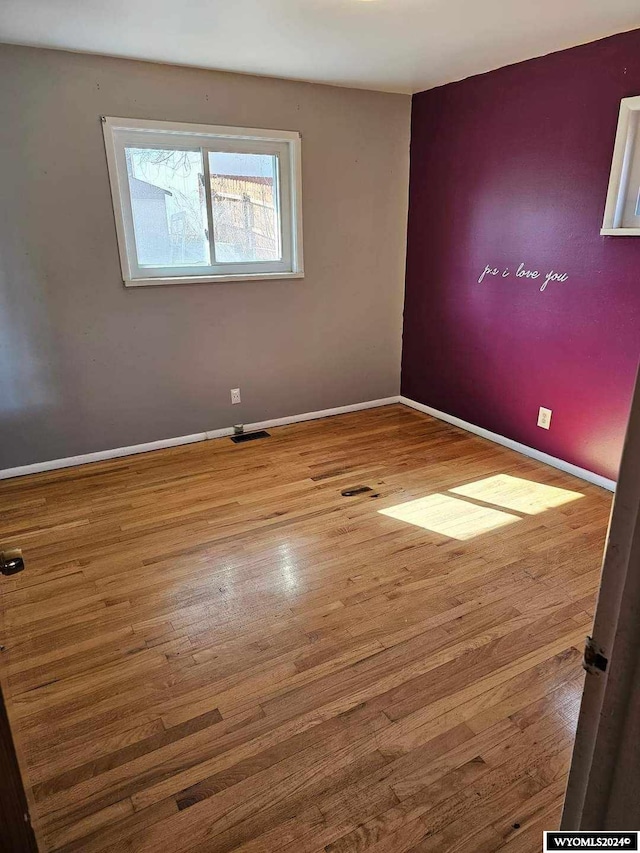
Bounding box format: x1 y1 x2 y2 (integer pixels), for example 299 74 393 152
101 117 304 285
602 95 640 236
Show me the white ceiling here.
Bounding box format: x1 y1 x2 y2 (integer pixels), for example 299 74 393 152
1 0 639 94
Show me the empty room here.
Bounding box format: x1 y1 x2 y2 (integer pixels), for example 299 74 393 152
2 2 640 851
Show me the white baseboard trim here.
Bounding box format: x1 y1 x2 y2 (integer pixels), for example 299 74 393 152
205 396 401 439
0 433 207 481
1 395 615 491
0 396 400 481
235 397 400 433
400 396 616 492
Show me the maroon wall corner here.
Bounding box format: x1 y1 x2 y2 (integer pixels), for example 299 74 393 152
402 29 640 482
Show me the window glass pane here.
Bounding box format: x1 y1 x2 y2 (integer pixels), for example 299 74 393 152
125 148 209 267
619 112 640 227
208 152 281 263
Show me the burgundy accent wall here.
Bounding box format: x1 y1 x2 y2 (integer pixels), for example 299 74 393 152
402 29 640 483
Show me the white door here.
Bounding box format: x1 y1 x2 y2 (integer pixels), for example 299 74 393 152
562 364 640 829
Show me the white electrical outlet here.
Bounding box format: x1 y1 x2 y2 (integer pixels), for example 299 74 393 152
537 406 552 429
231 388 241 405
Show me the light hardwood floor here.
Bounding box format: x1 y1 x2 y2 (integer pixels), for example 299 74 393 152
0 404 611 853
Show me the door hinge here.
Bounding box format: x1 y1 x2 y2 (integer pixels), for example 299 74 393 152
1 549 25 577
583 636 608 674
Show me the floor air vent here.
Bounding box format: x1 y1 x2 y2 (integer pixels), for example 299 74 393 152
341 485 373 497
230 430 271 444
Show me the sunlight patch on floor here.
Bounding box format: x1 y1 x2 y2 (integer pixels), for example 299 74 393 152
450 474 583 515
378 493 519 541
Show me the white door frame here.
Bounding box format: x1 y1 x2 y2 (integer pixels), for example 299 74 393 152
562 363 640 829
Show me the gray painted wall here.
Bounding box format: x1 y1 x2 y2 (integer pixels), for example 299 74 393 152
0 45 410 468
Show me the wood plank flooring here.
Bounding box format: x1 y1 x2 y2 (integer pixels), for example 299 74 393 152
0 404 611 852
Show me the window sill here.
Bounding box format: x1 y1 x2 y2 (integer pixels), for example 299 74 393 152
124 271 305 287
601 228 640 236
